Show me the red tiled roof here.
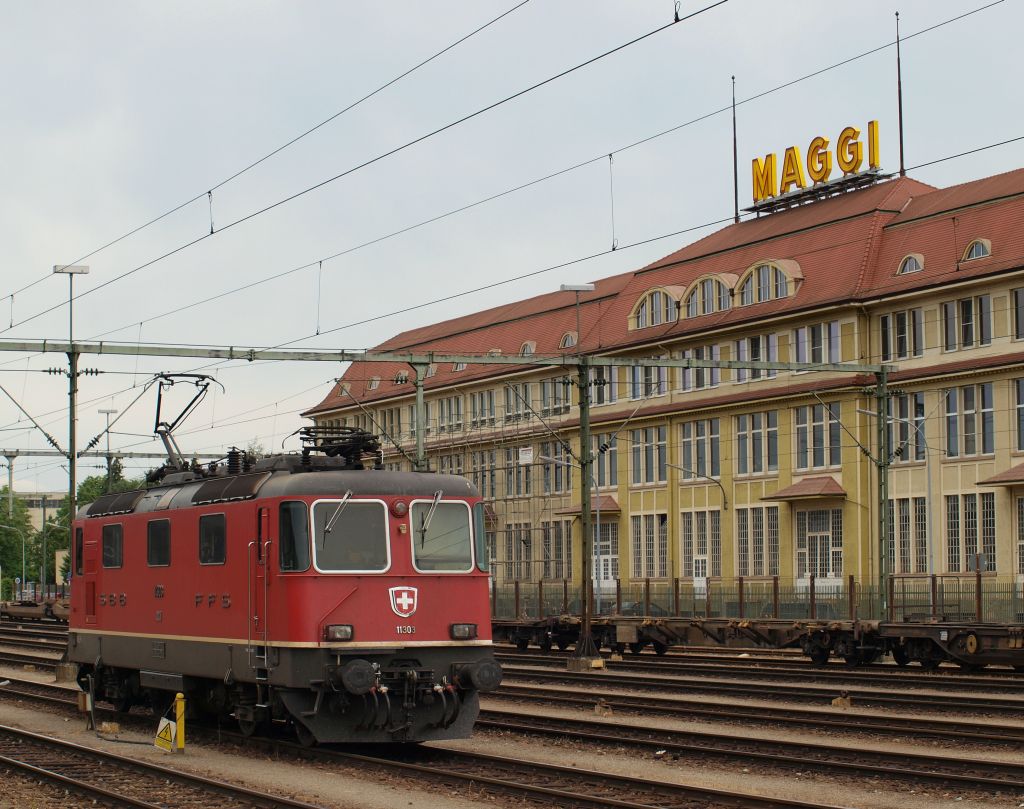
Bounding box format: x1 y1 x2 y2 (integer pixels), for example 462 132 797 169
304 167 1024 416
766 476 846 501
555 495 620 515
977 463 1024 487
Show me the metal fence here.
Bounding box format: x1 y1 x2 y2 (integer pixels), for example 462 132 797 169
492 574 1024 624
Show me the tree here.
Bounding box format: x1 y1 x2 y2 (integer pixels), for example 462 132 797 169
0 487 34 599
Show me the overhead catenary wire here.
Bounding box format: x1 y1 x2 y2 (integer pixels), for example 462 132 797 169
79 0 1009 347
0 0 534 306
2 1 728 337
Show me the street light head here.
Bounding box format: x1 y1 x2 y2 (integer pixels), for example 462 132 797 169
560 283 595 292
53 265 89 274
98 408 118 415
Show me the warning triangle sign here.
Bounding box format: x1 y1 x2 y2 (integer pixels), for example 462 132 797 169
154 717 176 751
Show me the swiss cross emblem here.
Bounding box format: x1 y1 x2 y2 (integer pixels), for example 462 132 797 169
389 586 418 618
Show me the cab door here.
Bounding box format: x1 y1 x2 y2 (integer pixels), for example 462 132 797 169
248 507 271 669
82 525 98 625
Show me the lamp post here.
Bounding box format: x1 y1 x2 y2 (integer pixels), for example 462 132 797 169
98 408 118 492
0 523 26 600
53 264 88 564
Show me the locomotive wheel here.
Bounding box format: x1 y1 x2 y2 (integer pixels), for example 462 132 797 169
891 645 910 666
628 642 645 655
809 647 829 666
238 717 261 737
652 641 668 656
293 722 318 748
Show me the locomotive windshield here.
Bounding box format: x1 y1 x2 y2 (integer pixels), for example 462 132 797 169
410 501 473 572
312 500 389 572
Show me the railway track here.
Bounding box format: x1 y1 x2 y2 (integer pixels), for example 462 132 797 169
500 665 1024 715
497 650 1024 692
490 682 1024 747
476 708 1024 794
0 676 851 808
0 724 324 808
0 650 58 670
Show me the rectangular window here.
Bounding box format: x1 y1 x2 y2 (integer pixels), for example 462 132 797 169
470 390 496 428
470 450 497 499
1017 497 1024 575
942 295 992 351
679 419 720 479
887 392 926 464
410 502 472 572
594 434 617 488
1015 289 1024 341
590 367 617 405
679 345 721 391
735 335 778 382
945 493 996 572
1017 379 1024 452
198 513 226 565
541 519 574 580
629 363 668 399
502 522 532 581
735 506 780 576
540 377 571 416
437 395 463 433
631 426 667 484
945 384 994 457
102 524 123 569
735 410 778 475
594 522 619 581
503 383 532 423
540 441 572 494
147 519 171 567
631 513 668 578
794 320 840 367
680 509 721 581
503 447 532 497
279 501 311 572
880 308 923 361
795 402 841 470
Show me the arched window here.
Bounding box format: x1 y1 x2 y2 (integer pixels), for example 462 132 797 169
560 332 577 349
737 263 789 306
631 289 679 329
962 240 990 261
520 341 536 357
682 277 732 318
898 254 923 275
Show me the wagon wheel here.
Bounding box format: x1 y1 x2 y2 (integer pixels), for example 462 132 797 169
515 637 530 652
556 639 570 651
538 636 553 653
808 647 829 666
918 656 942 671
628 642 645 655
890 645 910 667
651 641 668 656
112 694 134 714
842 652 863 669
237 717 262 737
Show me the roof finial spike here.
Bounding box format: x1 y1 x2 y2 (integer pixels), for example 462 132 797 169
896 11 906 178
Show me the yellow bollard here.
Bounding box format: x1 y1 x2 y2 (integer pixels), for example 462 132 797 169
174 692 186 752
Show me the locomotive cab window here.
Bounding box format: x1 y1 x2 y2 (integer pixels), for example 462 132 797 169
199 513 226 565
410 500 473 572
279 501 311 572
147 519 171 567
312 500 388 572
102 524 123 568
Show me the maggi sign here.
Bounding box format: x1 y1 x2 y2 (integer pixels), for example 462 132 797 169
752 122 880 203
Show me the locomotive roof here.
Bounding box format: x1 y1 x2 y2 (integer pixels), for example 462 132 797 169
80 467 478 518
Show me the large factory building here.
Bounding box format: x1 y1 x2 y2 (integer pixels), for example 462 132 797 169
302 162 1024 599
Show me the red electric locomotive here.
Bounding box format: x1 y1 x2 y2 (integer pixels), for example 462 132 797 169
68 428 501 744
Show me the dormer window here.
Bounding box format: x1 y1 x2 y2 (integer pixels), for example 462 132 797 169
425 364 437 378
394 371 409 384
452 362 467 372
962 239 991 261
737 263 790 306
487 348 502 356
337 382 351 397
898 254 923 275
520 341 536 357
560 332 577 349
367 377 380 390
631 288 679 329
683 277 732 318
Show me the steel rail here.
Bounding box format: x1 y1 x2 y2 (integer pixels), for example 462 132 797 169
0 724 325 809
497 651 1024 692
476 711 1024 792
500 665 1024 714
489 682 1024 746
0 650 58 670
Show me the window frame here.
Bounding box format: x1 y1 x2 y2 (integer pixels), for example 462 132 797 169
310 498 391 574
198 512 227 566
408 498 475 574
146 519 172 567
101 523 124 569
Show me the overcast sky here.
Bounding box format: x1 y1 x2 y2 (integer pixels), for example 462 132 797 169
1 0 1021 493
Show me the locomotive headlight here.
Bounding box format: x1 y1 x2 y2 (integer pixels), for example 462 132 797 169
450 623 478 640
324 624 354 641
